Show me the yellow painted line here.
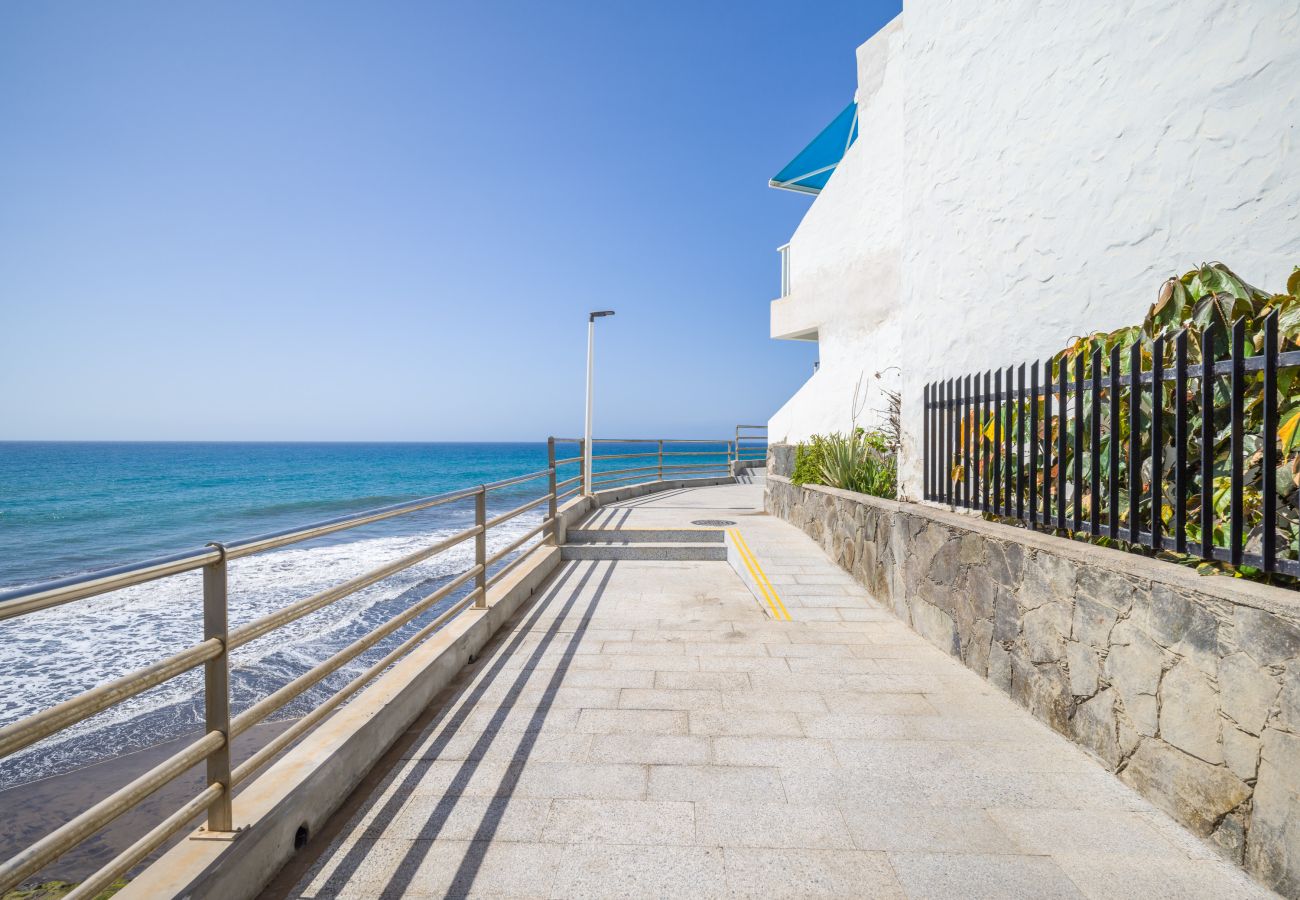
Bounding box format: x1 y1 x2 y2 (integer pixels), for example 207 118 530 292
729 528 790 622
729 529 778 618
734 530 790 621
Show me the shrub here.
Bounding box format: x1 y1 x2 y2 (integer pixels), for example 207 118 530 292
793 429 897 499
791 434 831 486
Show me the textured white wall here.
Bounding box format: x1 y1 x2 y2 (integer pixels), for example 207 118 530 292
768 19 906 446
770 1 1300 499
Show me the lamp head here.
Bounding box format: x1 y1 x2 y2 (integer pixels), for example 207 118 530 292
589 310 616 322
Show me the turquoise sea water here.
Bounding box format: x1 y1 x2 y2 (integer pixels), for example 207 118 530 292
0 441 733 784
0 442 553 588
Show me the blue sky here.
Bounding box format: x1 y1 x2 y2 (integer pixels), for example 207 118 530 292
0 1 899 441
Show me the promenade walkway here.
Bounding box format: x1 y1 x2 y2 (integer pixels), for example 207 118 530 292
274 483 1270 899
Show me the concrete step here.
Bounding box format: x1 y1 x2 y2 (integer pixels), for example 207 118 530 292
560 542 729 562
566 528 725 544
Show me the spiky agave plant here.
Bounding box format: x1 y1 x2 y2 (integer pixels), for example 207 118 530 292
817 431 898 499
818 432 867 492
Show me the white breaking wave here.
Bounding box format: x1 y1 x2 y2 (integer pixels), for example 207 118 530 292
0 512 543 785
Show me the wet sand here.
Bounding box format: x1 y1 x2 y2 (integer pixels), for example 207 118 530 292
1 720 296 888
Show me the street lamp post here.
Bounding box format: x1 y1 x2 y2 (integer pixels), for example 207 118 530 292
584 310 615 495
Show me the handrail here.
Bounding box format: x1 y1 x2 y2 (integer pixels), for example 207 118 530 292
0 639 222 759
0 431 755 894
0 465 559 895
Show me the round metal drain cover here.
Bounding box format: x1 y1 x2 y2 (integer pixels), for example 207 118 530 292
692 519 735 526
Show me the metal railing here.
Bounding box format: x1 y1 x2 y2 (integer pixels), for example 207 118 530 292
551 436 740 498
733 425 768 466
777 243 791 298
0 430 765 894
0 454 565 898
923 311 1298 577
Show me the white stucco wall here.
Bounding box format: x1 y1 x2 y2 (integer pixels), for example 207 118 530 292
769 1 1300 499
768 18 906 446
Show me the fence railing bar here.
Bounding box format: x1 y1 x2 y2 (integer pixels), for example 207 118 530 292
1031 362 1040 527
485 494 549 530
1128 341 1141 544
936 350 1300 402
66 782 224 900
955 377 962 506
221 487 481 563
1 430 761 889
1057 360 1067 531
0 547 222 622
1109 344 1121 540
0 731 225 895
228 524 481 650
1005 365 1015 518
1230 317 1246 566
1016 364 1027 520
947 378 954 505
481 467 553 492
484 519 551 569
230 565 484 740
1090 348 1102 536
1073 352 1084 532
923 383 931 501
1151 335 1165 552
950 377 957 506
1174 330 1189 554
0 639 222 761
933 380 940 502
963 374 972 509
1263 311 1279 573
993 368 1002 515
230 592 480 787
931 329 1292 577
1201 324 1217 560
1043 360 1053 525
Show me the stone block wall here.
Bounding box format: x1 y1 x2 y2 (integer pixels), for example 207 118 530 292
767 445 1300 896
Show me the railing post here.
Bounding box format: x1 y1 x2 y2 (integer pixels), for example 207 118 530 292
474 487 487 608
580 439 588 496
658 439 664 482
547 438 559 544
202 543 233 832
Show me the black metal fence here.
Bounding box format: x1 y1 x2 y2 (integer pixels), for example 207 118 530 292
922 310 1299 578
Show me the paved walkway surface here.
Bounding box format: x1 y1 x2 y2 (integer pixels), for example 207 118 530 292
281 483 1272 899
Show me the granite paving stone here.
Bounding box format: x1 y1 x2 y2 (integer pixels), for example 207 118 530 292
283 483 1270 900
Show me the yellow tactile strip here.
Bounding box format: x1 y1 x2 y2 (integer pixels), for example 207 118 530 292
728 528 790 621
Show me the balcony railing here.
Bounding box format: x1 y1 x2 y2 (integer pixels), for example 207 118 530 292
777 243 790 298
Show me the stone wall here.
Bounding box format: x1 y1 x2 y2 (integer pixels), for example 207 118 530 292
766 447 1300 896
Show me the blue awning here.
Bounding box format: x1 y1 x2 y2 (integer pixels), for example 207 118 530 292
769 101 859 195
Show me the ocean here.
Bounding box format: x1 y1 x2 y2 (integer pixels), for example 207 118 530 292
0 440 729 786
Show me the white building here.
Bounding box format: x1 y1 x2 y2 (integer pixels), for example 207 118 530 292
767 1 1300 500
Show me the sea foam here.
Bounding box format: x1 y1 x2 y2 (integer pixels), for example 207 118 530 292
0 512 543 786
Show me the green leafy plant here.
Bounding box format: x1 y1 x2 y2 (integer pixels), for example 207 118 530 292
791 434 832 486
950 262 1300 581
794 429 897 499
